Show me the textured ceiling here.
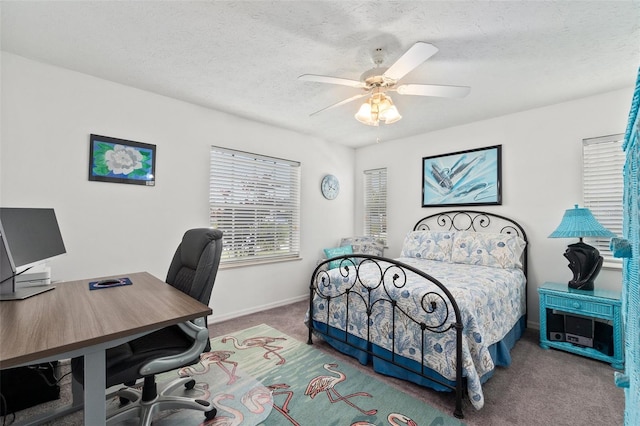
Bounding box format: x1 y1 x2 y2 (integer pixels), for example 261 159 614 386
2 1 639 148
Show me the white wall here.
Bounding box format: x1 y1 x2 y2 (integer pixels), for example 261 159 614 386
355 88 633 327
0 52 355 321
2 52 632 327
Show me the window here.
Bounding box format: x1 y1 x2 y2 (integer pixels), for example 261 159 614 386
209 146 301 265
364 168 387 245
582 134 625 266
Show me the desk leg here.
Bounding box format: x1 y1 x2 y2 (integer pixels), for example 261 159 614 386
84 349 107 425
72 374 84 405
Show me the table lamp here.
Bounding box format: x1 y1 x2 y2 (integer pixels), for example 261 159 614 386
549 204 616 290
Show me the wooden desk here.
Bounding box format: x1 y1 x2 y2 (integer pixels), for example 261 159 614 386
0 271 212 425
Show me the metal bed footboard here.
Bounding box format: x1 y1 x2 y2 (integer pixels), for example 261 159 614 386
307 254 465 419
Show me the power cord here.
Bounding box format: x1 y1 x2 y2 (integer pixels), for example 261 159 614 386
1 361 66 424
26 362 71 387
0 266 34 285
0 392 16 426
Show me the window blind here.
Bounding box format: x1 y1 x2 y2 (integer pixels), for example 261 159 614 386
210 146 301 265
582 134 625 266
364 168 387 245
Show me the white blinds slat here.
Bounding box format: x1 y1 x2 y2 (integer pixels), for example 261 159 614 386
210 146 301 264
582 135 624 265
364 168 387 244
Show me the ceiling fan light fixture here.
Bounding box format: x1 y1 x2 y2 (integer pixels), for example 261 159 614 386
355 93 401 126
381 105 402 124
301 42 470 123
355 99 378 126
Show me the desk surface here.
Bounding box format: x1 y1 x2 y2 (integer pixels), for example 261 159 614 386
0 271 212 369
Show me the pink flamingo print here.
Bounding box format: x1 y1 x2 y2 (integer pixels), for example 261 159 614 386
305 363 377 416
388 413 419 426
200 394 243 426
267 383 300 425
351 413 417 426
221 335 287 365
178 350 239 385
241 386 272 414
194 382 212 401
241 383 301 425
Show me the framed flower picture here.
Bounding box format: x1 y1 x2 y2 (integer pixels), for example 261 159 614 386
422 145 502 207
88 134 156 186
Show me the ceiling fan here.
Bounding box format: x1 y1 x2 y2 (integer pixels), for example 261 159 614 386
299 42 470 126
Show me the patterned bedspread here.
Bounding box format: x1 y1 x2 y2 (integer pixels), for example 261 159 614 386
310 257 526 409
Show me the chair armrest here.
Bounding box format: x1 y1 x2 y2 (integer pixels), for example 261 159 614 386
138 317 209 376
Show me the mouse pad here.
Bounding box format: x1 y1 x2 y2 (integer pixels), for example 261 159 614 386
89 277 132 290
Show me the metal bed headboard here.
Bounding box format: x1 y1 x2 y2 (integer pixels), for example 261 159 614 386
413 210 528 279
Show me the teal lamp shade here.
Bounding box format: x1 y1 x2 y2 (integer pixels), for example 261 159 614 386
549 205 617 290
549 205 617 240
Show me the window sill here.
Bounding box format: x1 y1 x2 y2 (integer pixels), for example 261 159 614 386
602 261 623 270
219 256 302 270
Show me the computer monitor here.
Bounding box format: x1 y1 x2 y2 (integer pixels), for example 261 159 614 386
0 208 67 301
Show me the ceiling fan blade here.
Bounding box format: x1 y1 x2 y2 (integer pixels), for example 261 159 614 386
396 83 471 98
383 42 439 81
309 93 370 116
298 74 366 88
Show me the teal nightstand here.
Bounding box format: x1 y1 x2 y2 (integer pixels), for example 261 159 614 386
538 282 623 369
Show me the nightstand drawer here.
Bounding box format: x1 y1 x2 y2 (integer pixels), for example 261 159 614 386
543 294 614 318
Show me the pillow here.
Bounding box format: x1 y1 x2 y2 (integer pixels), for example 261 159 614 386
323 245 354 270
339 236 384 257
400 231 454 261
450 231 526 269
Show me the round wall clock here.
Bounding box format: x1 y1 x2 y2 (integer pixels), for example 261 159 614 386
321 174 340 200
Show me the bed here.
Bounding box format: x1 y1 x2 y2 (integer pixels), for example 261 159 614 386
307 210 528 419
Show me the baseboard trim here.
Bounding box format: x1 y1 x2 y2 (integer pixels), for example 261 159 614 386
210 297 543 331
209 294 308 323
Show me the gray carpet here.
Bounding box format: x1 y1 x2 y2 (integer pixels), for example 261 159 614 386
213 300 625 426
8 300 624 425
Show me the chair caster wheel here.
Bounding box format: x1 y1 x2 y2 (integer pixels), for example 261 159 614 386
185 379 196 390
205 408 217 420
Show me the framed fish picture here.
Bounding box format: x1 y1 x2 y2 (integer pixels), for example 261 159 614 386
422 145 502 207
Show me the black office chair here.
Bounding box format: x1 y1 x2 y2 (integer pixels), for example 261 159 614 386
71 228 223 425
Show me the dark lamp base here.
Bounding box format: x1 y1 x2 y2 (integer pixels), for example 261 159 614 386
563 241 603 291
569 279 595 291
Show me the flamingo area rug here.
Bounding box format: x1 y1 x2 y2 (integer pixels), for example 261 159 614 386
157 323 466 426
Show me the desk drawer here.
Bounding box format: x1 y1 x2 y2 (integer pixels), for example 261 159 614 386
543 294 614 318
